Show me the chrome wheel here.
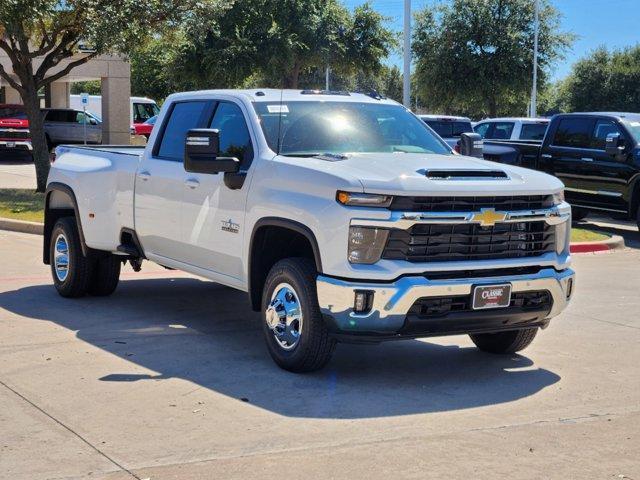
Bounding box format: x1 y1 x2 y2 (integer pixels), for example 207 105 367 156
54 233 70 282
265 283 303 350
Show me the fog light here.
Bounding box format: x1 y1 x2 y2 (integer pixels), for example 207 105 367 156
354 290 373 313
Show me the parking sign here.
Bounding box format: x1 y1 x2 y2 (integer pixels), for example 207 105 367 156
81 93 89 105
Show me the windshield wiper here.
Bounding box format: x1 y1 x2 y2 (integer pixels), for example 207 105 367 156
280 152 349 160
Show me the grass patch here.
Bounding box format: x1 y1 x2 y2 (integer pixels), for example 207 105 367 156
571 227 609 243
0 189 45 222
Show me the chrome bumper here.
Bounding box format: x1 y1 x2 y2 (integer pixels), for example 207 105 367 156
316 268 575 335
0 140 33 151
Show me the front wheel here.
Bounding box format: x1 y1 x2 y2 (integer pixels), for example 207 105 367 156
470 328 538 354
262 258 336 372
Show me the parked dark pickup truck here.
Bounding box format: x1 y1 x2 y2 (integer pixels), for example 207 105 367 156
482 112 640 227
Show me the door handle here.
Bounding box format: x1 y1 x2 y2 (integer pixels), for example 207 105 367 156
184 178 200 189
581 157 593 162
137 171 151 181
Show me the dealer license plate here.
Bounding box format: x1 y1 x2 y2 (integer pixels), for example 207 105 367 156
472 284 512 310
7 142 15 148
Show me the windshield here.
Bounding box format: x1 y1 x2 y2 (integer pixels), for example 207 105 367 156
422 120 472 138
623 119 640 143
253 101 451 156
0 107 27 119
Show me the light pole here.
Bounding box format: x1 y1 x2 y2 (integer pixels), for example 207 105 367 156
403 0 411 108
530 0 540 117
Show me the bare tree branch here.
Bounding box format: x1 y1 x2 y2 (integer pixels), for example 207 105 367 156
0 61 23 93
39 51 99 87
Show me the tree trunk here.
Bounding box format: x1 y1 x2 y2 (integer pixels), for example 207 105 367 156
20 80 50 192
284 61 301 89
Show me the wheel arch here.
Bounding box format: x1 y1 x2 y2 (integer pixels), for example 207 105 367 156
248 217 323 311
43 183 88 264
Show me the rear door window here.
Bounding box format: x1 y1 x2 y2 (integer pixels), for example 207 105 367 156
552 118 594 148
424 120 472 138
486 122 514 140
473 122 490 138
45 110 75 122
520 123 548 140
156 101 210 161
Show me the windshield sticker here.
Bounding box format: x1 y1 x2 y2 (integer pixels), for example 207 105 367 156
267 105 289 113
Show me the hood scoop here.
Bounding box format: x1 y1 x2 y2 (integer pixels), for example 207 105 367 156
425 169 509 180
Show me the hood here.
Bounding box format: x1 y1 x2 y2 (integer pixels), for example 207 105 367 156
307 152 564 196
0 118 29 129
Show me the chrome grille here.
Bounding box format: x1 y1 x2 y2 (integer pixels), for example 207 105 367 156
382 221 555 263
389 195 554 212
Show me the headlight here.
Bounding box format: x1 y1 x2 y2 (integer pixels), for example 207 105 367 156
555 221 570 255
552 190 565 205
348 227 389 264
337 191 393 208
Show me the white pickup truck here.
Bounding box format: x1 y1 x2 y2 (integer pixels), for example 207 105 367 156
44 89 575 372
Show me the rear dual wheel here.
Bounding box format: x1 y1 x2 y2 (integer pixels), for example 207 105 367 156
50 217 121 298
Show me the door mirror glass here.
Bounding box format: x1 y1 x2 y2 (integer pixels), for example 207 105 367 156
184 128 240 174
459 132 483 158
605 132 624 156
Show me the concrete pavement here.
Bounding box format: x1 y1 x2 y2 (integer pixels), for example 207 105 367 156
0 154 36 189
0 230 639 479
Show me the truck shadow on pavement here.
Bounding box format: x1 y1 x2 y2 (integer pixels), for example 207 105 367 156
0 276 561 419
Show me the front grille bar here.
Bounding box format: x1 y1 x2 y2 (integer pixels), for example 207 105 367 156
352 205 570 230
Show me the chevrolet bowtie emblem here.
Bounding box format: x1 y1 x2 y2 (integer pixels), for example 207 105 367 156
472 208 507 227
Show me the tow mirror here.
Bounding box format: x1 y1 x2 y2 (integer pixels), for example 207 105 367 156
184 128 240 174
605 132 624 156
459 132 483 158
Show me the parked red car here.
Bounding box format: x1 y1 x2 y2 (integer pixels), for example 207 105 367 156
0 104 32 155
132 115 157 139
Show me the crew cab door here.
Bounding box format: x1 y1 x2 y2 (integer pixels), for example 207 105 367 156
134 100 214 260
543 116 631 213
180 100 255 281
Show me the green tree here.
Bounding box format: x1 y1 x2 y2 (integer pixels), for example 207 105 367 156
174 0 395 91
412 0 574 119
0 0 221 191
559 45 640 112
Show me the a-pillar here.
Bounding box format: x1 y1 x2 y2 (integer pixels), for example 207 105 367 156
101 75 131 145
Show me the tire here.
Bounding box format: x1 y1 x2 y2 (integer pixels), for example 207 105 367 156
261 258 336 372
50 217 94 298
636 204 640 233
572 207 589 222
88 255 121 296
470 328 538 354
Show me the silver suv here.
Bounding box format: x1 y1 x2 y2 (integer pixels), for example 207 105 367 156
42 108 102 148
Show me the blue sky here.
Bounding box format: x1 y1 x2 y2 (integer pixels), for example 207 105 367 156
343 0 640 81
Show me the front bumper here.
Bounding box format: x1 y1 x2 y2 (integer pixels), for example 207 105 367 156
317 267 574 341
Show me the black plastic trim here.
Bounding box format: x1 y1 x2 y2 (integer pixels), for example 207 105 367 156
43 182 87 263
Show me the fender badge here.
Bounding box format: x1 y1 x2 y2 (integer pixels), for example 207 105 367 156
221 219 240 234
472 208 507 227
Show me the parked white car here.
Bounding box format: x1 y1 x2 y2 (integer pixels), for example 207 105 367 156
474 117 550 141
45 89 574 372
69 95 160 126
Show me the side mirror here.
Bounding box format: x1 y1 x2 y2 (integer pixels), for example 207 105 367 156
605 132 624 156
184 128 240 174
89 118 98 125
459 132 483 158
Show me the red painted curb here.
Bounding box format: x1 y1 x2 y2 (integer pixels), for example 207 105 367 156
570 243 610 254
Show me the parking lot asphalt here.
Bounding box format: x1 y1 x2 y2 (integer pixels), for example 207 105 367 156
0 229 639 480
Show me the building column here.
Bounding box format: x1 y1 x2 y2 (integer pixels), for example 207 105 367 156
101 76 131 145
4 85 22 104
49 82 70 108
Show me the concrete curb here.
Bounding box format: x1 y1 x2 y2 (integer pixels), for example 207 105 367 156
0 217 44 235
570 234 625 254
